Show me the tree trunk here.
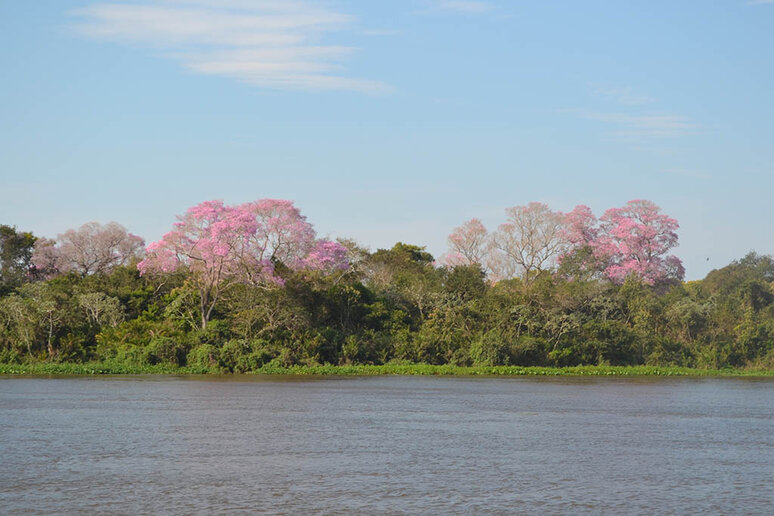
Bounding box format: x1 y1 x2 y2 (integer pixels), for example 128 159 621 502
47 315 55 360
200 289 209 330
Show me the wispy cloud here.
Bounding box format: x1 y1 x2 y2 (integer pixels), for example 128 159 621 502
72 0 389 93
425 0 495 14
562 82 699 146
591 84 656 106
561 108 700 145
749 1 774 5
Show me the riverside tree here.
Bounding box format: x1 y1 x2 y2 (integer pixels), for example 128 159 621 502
446 200 684 286
443 203 569 282
138 199 348 329
0 225 36 294
444 218 490 272
14 197 774 372
491 202 568 282
597 199 684 284
32 222 144 277
563 200 684 285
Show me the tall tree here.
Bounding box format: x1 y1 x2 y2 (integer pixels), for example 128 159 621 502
139 199 348 329
32 222 144 277
594 200 684 285
557 205 604 280
491 202 568 282
443 218 490 271
561 200 684 285
0 224 36 293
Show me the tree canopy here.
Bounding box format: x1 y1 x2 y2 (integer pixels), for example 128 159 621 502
2 198 772 371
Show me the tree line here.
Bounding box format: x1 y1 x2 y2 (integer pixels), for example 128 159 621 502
1 198 772 371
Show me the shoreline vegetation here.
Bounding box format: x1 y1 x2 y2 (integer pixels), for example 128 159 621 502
1 362 772 377
3 202 774 376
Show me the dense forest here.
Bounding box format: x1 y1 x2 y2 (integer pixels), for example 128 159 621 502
1 199 773 372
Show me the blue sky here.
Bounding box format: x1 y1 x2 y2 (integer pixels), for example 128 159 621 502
1 0 773 279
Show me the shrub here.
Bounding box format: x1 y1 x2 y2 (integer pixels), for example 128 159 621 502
144 336 188 366
186 343 220 371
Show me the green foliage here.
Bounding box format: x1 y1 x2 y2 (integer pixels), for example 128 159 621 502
186 343 220 371
2 247 774 373
470 331 511 366
0 224 36 295
443 264 487 301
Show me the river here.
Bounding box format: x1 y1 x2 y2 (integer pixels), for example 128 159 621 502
1 375 772 514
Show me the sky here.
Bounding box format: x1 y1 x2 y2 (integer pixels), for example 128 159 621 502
1 0 773 280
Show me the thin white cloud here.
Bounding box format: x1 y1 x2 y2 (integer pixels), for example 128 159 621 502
426 0 495 14
591 85 656 106
561 108 700 145
72 0 390 93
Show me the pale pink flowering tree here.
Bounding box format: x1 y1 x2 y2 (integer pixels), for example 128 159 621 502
443 205 568 282
139 199 348 329
562 205 598 246
32 221 144 277
236 199 317 283
30 238 60 279
443 218 490 271
491 202 568 282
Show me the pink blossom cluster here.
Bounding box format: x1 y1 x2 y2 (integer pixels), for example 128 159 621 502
562 200 685 284
444 199 684 285
137 199 349 287
300 240 351 271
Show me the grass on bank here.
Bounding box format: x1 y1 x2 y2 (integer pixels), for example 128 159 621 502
1 361 773 377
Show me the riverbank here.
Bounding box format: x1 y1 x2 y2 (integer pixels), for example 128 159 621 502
1 362 773 377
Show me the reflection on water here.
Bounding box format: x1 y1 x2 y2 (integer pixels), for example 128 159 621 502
1 375 773 514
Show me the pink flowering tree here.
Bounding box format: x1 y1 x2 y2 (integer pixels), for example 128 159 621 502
556 205 604 279
139 200 256 329
139 199 348 329
594 199 684 284
32 221 144 277
562 205 598 247
301 240 351 272
560 200 684 285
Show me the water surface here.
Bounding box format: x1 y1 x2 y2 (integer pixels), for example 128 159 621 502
1 375 772 514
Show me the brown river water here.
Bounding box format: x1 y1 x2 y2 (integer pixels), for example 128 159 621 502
1 375 773 514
